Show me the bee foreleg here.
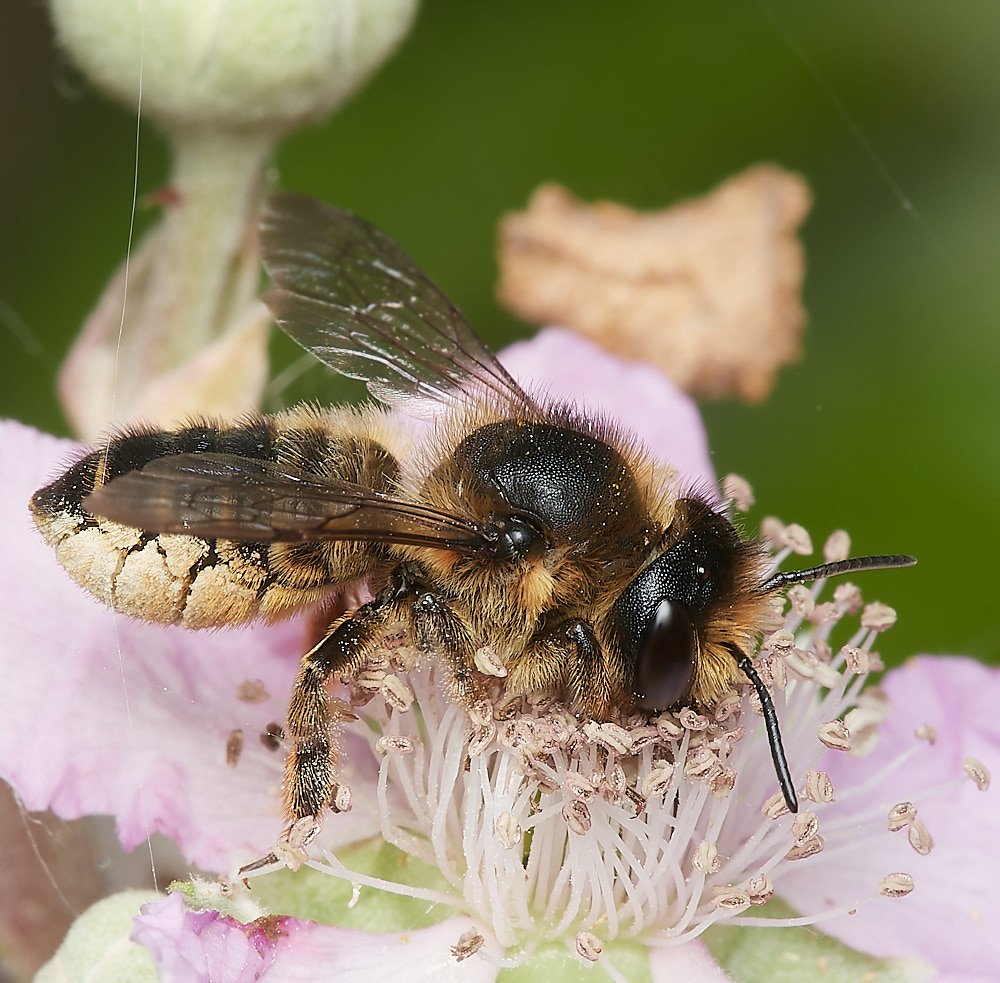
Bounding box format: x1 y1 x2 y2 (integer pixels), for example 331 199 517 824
511 619 617 721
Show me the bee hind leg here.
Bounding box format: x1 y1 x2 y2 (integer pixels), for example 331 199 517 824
281 578 412 825
253 572 520 873
240 574 416 876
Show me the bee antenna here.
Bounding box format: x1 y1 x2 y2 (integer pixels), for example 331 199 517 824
726 643 798 813
758 554 916 595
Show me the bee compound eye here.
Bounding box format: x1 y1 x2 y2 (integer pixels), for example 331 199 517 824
501 515 538 560
631 600 696 710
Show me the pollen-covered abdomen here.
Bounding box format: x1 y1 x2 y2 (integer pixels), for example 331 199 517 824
30 407 401 629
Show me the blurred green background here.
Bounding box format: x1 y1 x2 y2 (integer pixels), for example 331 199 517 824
2 2 998 667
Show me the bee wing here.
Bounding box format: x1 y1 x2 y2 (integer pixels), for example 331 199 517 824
260 193 536 418
84 453 492 553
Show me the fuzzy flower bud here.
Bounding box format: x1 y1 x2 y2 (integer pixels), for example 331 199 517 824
49 0 418 132
47 0 418 439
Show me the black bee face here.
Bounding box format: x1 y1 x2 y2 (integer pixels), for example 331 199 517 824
613 501 745 711
608 494 914 814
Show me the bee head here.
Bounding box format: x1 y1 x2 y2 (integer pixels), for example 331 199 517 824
611 497 915 813
612 498 765 711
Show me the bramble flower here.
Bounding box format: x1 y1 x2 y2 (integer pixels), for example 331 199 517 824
2 330 995 981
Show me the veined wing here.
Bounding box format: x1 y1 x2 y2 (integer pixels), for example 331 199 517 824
84 453 494 554
260 193 536 418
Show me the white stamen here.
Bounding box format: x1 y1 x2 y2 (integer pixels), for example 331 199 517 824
787 585 815 620
783 524 813 554
722 474 754 512
791 812 819 847
333 784 353 814
714 886 752 911
562 799 592 835
655 714 685 741
841 645 869 675
469 722 497 757
575 930 604 962
713 692 742 722
694 840 721 874
887 801 917 832
475 645 508 677
496 811 522 849
907 819 934 856
861 603 897 631
803 770 835 804
678 707 710 731
641 762 675 798
375 735 414 755
274 817 321 872
381 673 414 711
785 835 824 861
833 583 863 616
823 530 850 562
818 720 852 752
451 930 485 961
762 793 790 820
747 875 774 906
763 629 795 655
355 668 386 692
583 720 633 754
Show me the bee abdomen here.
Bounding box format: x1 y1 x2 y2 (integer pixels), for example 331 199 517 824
34 515 347 629
31 412 398 629
31 419 279 527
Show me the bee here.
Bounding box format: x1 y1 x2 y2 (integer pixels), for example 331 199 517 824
31 193 914 837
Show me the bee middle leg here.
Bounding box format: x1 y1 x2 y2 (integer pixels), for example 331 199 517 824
410 589 490 718
508 619 619 720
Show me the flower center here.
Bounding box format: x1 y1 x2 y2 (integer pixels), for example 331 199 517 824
291 527 926 962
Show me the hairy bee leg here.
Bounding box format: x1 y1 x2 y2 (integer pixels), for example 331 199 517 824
410 591 490 715
283 575 412 822
509 619 616 720
565 621 621 720
283 605 386 821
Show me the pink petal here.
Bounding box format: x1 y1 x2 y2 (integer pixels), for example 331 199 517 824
930 974 1000 983
0 419 378 872
133 893 500 983
648 939 734 982
132 893 270 983
133 892 739 983
776 656 1000 975
500 327 715 490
